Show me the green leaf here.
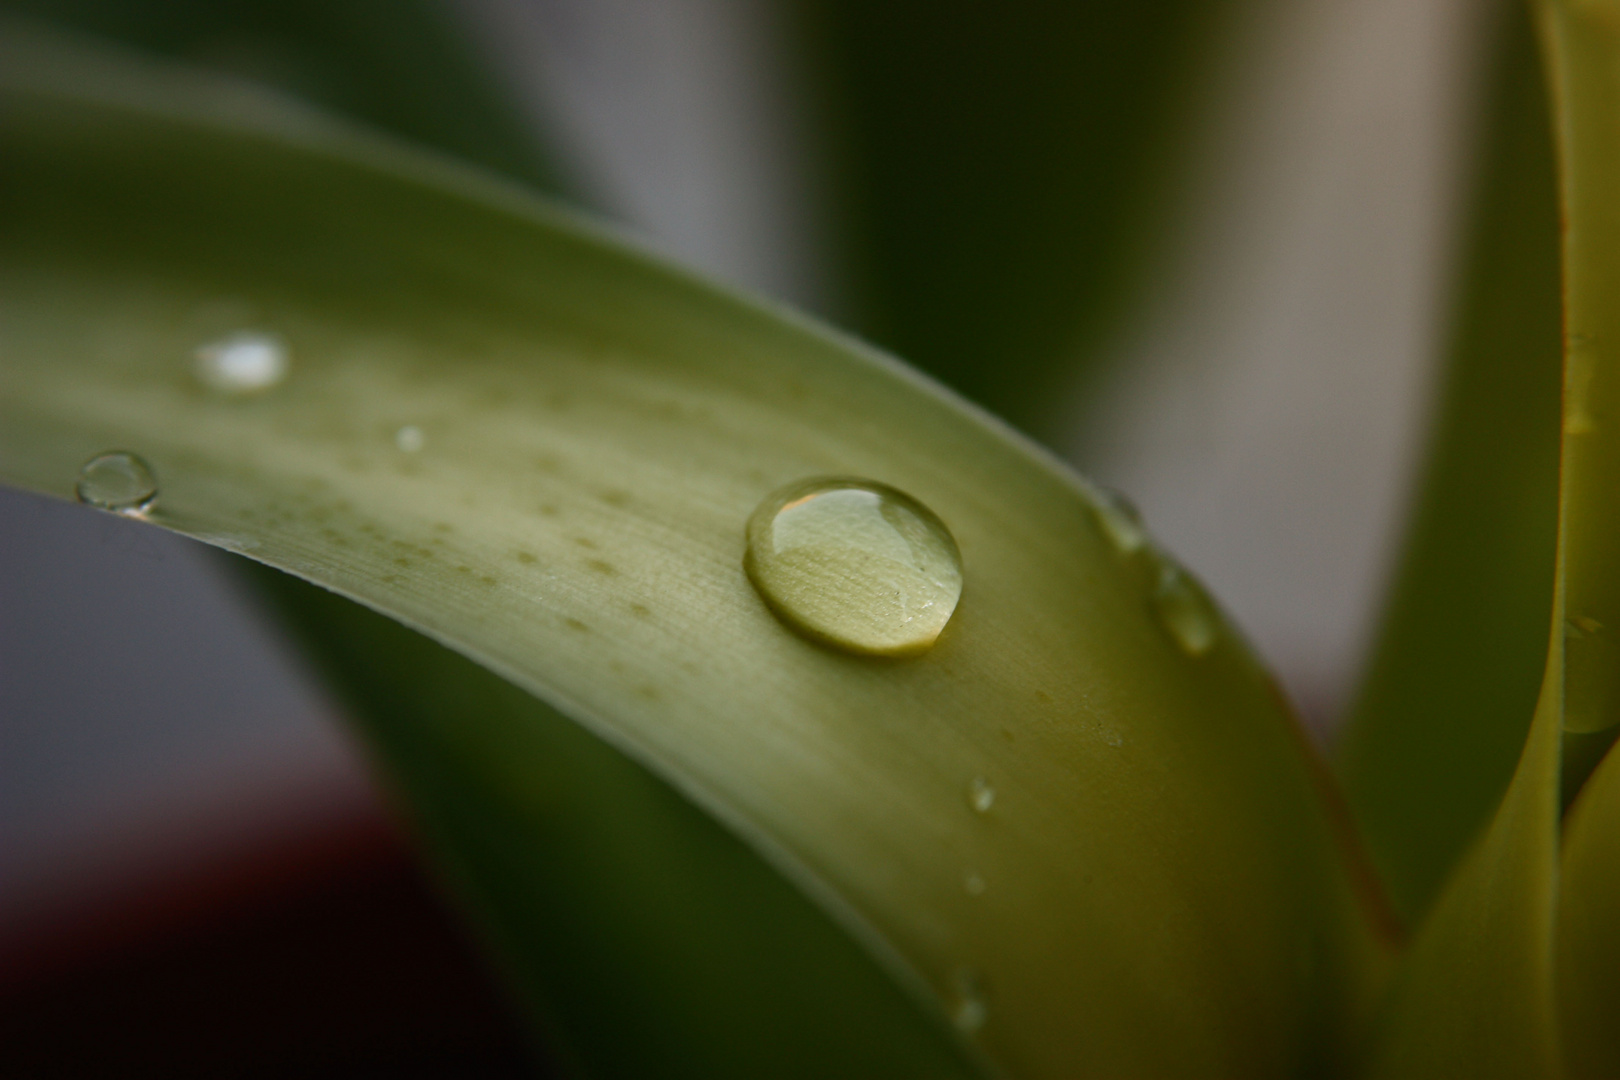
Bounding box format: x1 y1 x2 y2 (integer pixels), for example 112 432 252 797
1546 0 1620 1074
1359 677 1562 1078
1542 0 1620 743
791 0 1241 435
1362 1 1620 1073
0 0 562 193
1558 733 1620 1078
242 563 984 1078
1335 0 1564 924
0 27 1387 1077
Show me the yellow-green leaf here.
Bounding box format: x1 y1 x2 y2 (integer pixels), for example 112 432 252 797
1359 674 1562 1078
1557 731 1620 1078
1543 1 1620 1075
1335 0 1563 925
1363 2 1620 1074
0 26 1387 1077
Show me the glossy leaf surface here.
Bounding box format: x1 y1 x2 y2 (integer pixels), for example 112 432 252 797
0 28 1384 1078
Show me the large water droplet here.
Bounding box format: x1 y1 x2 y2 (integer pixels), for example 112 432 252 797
967 776 995 814
963 870 987 896
1152 560 1219 657
1091 486 1146 555
744 477 962 656
395 425 426 453
195 331 287 394
950 968 989 1033
76 451 157 516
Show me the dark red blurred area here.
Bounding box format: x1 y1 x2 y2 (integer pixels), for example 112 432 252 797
0 820 547 1079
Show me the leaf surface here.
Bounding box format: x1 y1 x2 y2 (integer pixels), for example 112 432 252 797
0 0 562 193
1360 675 1562 1079
1558 738 1620 1078
0 29 1386 1078
1363 1 1620 1073
791 0 1240 435
1336 0 1563 924
1543 1 1620 1074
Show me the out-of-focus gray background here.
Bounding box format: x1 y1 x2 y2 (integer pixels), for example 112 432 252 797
1 0 1488 966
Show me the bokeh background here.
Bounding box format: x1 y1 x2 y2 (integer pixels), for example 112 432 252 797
0 0 1497 1072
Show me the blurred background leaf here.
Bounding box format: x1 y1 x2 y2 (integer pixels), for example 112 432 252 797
1558 734 1620 1078
0 0 565 193
785 0 1239 433
1364 1 1620 1073
1334 0 1563 924
249 569 981 1079
1360 674 1562 1079
1545 2 1620 1072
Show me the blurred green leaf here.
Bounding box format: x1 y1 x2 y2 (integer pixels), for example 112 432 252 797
0 0 562 193
1359 674 1562 1078
1545 1 1620 1074
0 27 1387 1078
1362 1 1620 1073
245 564 982 1078
1542 0 1620 742
1335 0 1563 924
1557 732 1620 1078
792 0 1238 435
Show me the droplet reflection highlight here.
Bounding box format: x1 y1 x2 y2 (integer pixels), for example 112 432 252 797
195 331 287 394
968 776 995 814
744 477 962 657
1092 486 1146 555
76 451 158 516
1151 561 1220 657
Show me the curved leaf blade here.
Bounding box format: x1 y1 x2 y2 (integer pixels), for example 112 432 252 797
0 31 1386 1077
1544 0 1620 742
1543 0 1620 1074
248 565 981 1078
1335 0 1564 924
1360 673 1563 1079
1557 733 1620 1078
791 0 1240 434
1365 1 1620 1073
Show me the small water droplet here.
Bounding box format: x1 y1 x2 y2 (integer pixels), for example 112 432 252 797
964 871 987 896
195 331 287 394
1091 486 1146 555
1151 560 1219 656
76 451 158 516
744 477 963 656
950 968 989 1033
1103 730 1124 748
395 425 425 453
967 776 995 814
